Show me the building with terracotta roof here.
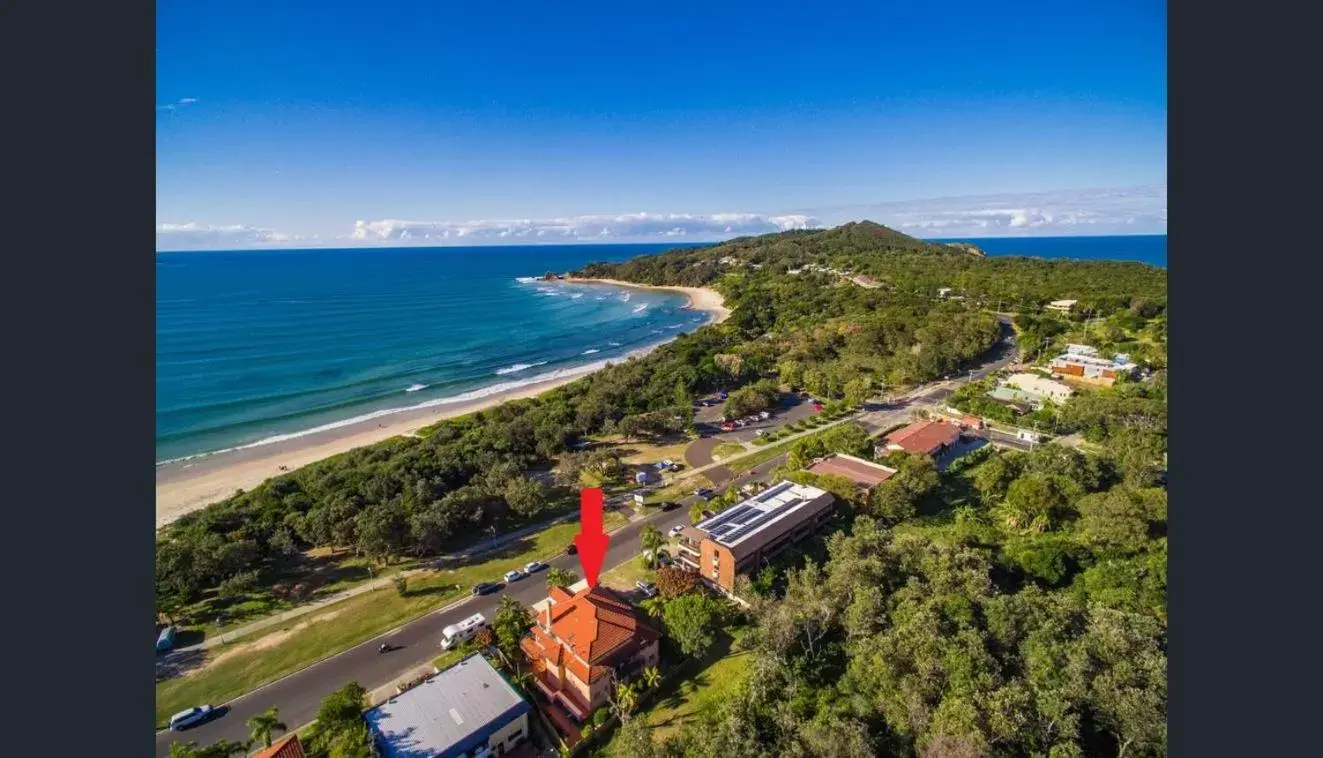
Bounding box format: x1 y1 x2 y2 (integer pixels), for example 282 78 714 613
520 585 660 721
252 734 305 758
675 481 836 593
365 653 531 758
877 419 963 457
806 453 897 491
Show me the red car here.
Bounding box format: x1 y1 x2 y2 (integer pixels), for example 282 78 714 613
812 403 824 413
721 421 736 431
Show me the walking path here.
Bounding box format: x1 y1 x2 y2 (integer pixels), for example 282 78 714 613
167 511 581 655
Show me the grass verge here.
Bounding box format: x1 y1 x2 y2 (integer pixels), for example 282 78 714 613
155 512 626 727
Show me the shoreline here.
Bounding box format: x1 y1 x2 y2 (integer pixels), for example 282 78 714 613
559 277 731 324
155 281 728 528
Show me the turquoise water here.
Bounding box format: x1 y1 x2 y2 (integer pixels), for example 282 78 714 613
157 235 1163 462
155 244 704 462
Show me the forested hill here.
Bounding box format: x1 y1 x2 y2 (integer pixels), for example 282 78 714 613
576 220 1167 312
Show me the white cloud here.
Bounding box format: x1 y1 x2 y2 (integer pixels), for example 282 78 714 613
157 97 200 112
348 212 818 244
802 185 1167 237
156 223 295 250
156 185 1166 251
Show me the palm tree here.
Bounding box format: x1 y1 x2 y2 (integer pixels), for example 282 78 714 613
639 524 664 555
615 680 639 717
246 706 287 749
642 666 661 689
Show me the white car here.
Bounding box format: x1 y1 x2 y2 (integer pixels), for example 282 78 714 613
523 561 548 574
169 705 214 731
669 525 685 537
503 569 525 583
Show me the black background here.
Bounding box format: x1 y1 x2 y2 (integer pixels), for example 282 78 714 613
4 0 1320 753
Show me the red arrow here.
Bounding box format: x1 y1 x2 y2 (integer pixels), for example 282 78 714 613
574 488 610 588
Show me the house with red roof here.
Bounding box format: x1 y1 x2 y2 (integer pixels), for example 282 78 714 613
252 734 305 758
877 419 962 457
520 584 660 721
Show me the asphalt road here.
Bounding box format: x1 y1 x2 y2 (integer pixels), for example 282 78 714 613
155 456 788 756
157 324 1018 755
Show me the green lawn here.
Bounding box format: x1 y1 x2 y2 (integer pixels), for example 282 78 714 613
600 643 754 754
599 555 655 591
155 512 626 727
710 442 746 459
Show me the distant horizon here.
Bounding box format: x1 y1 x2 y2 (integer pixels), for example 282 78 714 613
156 184 1167 252
156 230 1168 255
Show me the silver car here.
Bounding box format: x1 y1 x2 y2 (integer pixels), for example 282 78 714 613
169 705 213 731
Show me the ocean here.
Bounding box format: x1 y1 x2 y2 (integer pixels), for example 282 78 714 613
157 235 1164 463
932 234 1167 268
156 244 704 463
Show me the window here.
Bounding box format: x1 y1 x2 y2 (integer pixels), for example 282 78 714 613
508 729 523 743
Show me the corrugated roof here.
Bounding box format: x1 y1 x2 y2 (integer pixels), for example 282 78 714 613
807 453 897 487
883 420 961 455
366 654 530 758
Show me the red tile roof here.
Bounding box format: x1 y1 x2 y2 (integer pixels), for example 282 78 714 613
883 420 961 455
252 735 305 758
525 585 658 683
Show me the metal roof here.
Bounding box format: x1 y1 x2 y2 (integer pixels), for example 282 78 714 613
366 654 531 758
694 481 830 549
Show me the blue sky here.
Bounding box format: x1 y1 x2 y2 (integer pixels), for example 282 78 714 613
157 0 1166 249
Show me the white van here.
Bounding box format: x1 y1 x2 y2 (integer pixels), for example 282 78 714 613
440 613 488 650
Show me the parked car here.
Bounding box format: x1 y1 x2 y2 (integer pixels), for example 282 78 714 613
503 569 525 583
636 581 659 598
755 430 766 437
471 582 501 596
721 421 735 431
695 488 715 500
812 403 824 413
758 410 771 420
658 501 679 511
169 705 214 731
669 525 686 537
156 624 177 653
717 391 729 400
523 561 548 574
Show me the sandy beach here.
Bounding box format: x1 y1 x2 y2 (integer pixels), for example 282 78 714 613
155 280 728 528
560 277 731 323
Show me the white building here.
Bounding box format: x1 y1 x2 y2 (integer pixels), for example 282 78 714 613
366 654 531 758
937 287 953 298
1065 344 1100 357
1003 373 1075 403
1045 299 1078 313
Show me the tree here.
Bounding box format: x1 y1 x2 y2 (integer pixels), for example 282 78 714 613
247 706 287 749
503 476 549 517
663 593 722 658
492 595 534 658
689 501 706 525
869 452 939 524
843 376 873 406
640 596 666 619
655 566 699 598
996 473 1071 533
392 574 408 597
642 665 661 689
613 678 640 719
313 681 367 735
167 740 249 758
546 567 577 591
1077 488 1153 554
640 524 665 556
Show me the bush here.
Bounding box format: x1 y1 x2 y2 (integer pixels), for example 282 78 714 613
392 574 409 597
216 570 261 601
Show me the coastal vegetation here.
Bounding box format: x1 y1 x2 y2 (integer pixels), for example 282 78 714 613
156 222 1166 664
